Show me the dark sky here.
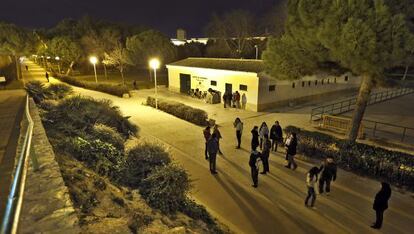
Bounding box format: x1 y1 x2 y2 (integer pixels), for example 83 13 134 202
1 0 280 37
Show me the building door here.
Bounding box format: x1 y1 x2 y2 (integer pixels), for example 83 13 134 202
180 74 191 94
225 83 232 94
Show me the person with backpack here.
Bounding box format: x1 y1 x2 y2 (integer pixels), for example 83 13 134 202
270 121 283 152
259 122 269 150
203 126 211 160
251 126 259 151
318 156 337 195
249 147 261 188
284 133 298 170
260 134 271 174
371 182 392 229
207 133 219 174
233 117 243 149
305 167 320 208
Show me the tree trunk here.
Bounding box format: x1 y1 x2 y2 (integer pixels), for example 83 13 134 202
402 65 409 81
66 61 75 75
103 63 108 79
348 75 375 142
14 55 20 80
120 65 125 86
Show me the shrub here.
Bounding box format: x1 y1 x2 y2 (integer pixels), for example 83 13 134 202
284 126 414 190
179 198 222 233
57 75 130 97
147 96 208 126
46 83 73 99
38 99 58 111
25 81 47 103
43 96 138 137
140 164 190 214
90 124 125 151
122 142 171 187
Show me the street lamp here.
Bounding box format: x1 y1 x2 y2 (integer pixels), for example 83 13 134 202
254 45 259 60
55 56 61 74
89 56 98 83
149 58 160 109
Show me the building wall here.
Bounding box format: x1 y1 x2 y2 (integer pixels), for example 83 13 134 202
167 65 260 111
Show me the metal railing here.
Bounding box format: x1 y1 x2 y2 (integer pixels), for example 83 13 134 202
0 95 34 234
310 88 414 121
362 119 414 143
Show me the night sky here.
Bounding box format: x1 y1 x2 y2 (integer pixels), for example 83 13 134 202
1 0 280 37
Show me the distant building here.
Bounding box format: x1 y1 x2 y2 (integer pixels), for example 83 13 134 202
171 28 209 46
166 57 361 111
176 28 187 40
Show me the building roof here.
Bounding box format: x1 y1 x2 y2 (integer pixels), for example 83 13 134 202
167 57 265 73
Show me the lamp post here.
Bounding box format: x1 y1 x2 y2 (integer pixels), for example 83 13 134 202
89 56 98 83
149 58 160 109
254 45 259 60
55 56 61 74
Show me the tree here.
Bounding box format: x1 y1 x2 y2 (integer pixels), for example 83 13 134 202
205 10 255 57
126 30 176 66
205 39 234 58
263 0 414 142
104 42 130 85
177 42 205 60
49 36 83 75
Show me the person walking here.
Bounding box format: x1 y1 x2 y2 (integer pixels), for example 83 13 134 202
371 182 392 229
233 118 243 149
133 80 137 90
235 91 241 108
270 121 283 152
251 126 259 151
305 167 320 208
213 125 223 155
25 65 28 71
260 134 271 174
259 122 269 150
318 156 337 195
231 92 236 108
284 133 298 170
45 72 49 82
249 147 261 188
203 126 211 160
241 93 247 110
207 133 219 174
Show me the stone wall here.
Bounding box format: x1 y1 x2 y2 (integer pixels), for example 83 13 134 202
18 100 80 233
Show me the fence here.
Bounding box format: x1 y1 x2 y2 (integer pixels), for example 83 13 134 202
0 96 34 234
362 119 414 144
310 88 414 121
321 115 364 139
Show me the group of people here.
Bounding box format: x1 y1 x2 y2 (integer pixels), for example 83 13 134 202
223 91 247 109
202 117 392 230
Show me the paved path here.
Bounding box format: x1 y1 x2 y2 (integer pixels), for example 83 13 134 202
24 60 414 234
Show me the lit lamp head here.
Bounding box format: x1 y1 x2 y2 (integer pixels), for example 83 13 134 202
149 58 160 70
55 56 60 61
89 56 98 65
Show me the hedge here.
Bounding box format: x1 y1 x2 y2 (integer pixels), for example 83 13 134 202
147 96 208 126
284 126 414 190
56 75 130 97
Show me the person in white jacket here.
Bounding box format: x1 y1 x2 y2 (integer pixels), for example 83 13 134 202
305 167 320 208
233 117 243 149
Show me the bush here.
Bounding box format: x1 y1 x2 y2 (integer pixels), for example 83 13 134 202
284 126 414 190
43 96 138 137
46 83 73 99
140 164 190 214
147 96 208 126
122 142 171 187
57 75 130 97
179 198 222 233
90 124 125 151
25 81 47 103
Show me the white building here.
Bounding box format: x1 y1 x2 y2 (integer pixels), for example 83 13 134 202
166 58 361 111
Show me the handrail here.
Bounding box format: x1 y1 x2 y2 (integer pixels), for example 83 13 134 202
0 95 34 234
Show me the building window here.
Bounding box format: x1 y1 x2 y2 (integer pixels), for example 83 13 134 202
344 76 349 82
302 81 305 87
308 81 311 86
269 85 276 92
211 80 217 86
292 82 296 88
240 84 248 91
315 80 318 86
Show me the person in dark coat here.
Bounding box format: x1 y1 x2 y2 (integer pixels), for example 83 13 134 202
133 80 137 89
251 126 259 151
213 125 223 155
249 147 261 188
207 133 219 174
371 182 392 229
318 156 337 195
203 126 211 160
260 134 271 174
284 133 297 170
233 118 243 149
222 92 228 108
270 121 283 152
45 72 49 82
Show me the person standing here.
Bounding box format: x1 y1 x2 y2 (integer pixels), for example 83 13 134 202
284 133 298 170
270 121 283 152
222 92 228 108
318 156 337 195
213 125 223 155
251 126 259 151
235 91 241 108
260 134 271 174
249 147 261 188
233 118 243 149
241 93 247 110
203 126 211 160
25 65 28 71
231 92 236 108
133 80 137 90
207 133 219 174
45 72 49 82
305 167 320 208
259 122 269 150
371 182 392 229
